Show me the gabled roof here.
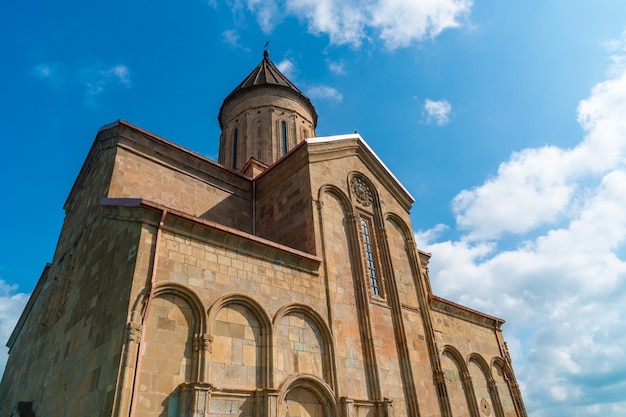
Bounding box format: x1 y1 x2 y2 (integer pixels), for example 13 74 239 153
307 133 415 207
218 51 317 127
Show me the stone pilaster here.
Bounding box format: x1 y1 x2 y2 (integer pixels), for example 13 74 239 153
341 397 355 417
112 322 142 417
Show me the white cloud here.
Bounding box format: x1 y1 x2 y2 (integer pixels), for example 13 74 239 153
452 145 573 240
273 58 342 102
423 98 452 126
285 0 367 46
223 29 240 47
369 0 472 49
0 280 29 376
276 58 296 79
246 0 282 33
452 53 626 240
235 0 472 49
327 59 345 75
109 65 131 86
79 63 132 96
222 29 250 51
603 30 626 75
306 85 343 102
414 223 448 249
419 32 626 417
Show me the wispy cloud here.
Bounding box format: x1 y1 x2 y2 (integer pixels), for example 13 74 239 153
327 59 345 75
306 85 343 102
32 61 132 99
273 57 341 102
418 32 626 416
78 63 132 96
246 0 282 33
229 0 472 50
222 29 250 51
423 98 452 126
31 63 65 91
276 58 296 79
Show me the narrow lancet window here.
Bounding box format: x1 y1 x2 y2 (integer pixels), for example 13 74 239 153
361 218 380 296
281 121 288 155
233 128 238 169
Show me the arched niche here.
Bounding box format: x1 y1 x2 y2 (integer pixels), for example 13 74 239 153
207 294 272 390
384 214 419 308
441 346 473 417
131 282 207 333
492 359 517 417
469 354 498 417
136 290 196 416
317 185 369 400
273 304 335 389
278 376 337 417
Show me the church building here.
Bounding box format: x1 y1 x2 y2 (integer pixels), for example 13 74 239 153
0 51 527 417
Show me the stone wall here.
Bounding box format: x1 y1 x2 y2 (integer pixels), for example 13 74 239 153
431 307 517 417
108 123 254 233
1 125 525 417
255 145 316 255
0 208 145 417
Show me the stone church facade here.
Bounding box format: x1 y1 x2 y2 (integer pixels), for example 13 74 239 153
0 52 527 417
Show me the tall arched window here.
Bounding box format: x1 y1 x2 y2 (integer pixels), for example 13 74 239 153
281 121 288 155
360 218 380 296
232 128 238 169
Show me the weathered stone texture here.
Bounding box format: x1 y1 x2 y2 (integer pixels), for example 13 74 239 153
108 124 253 232
0 212 142 417
255 145 315 254
1 53 526 417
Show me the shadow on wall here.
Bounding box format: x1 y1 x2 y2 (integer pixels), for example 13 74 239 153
201 194 252 234
160 390 179 417
16 402 36 417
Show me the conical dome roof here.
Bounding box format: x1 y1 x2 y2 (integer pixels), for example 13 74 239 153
218 51 317 128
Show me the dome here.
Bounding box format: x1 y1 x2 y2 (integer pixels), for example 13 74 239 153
217 51 318 172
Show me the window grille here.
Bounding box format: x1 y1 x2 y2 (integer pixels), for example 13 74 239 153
361 218 380 296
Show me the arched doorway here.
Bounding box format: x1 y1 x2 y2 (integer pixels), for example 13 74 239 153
279 377 336 417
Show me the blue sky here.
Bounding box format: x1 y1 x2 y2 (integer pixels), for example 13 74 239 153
1 1 626 416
